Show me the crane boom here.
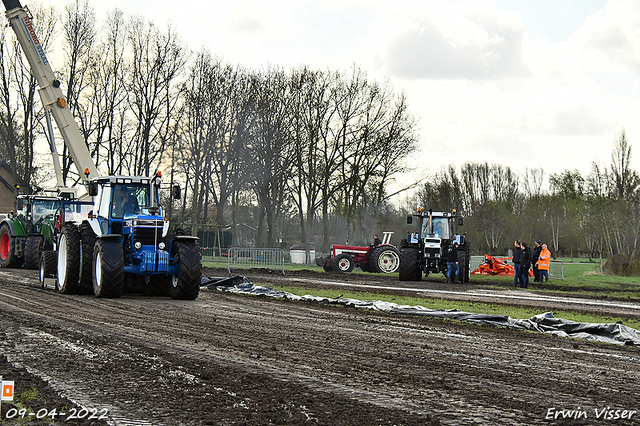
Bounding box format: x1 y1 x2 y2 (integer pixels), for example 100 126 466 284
2 0 99 181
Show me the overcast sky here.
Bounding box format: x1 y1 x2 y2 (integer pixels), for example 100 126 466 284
41 0 640 184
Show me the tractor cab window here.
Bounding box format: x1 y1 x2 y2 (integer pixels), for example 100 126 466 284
111 184 148 218
110 184 159 218
31 199 58 223
423 217 450 240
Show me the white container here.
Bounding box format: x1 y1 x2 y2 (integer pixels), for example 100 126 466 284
289 244 315 264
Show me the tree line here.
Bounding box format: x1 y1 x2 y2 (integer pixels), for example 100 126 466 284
416 129 640 274
0 0 418 251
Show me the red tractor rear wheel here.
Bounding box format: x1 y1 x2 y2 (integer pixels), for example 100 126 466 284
370 246 400 273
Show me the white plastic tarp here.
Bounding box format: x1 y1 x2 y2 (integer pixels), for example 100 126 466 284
209 279 640 346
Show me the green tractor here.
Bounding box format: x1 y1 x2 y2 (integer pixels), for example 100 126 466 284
0 194 65 269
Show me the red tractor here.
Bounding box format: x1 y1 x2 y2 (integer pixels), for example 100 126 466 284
316 232 400 273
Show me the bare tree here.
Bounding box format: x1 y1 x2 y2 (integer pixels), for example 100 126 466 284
127 17 186 176
207 63 251 227
18 4 57 188
179 51 249 229
460 162 491 215
0 27 21 175
520 167 544 200
419 166 462 213
87 8 128 175
60 0 96 183
288 66 333 251
610 128 639 200
586 162 615 259
249 67 295 247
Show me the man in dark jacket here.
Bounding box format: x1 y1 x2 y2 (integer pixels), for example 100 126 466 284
446 242 459 283
512 241 522 287
519 242 531 288
532 240 542 282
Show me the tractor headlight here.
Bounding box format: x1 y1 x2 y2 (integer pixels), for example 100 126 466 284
134 241 142 250
158 242 166 250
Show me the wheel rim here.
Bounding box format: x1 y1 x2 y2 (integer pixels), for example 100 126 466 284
338 258 351 271
94 251 103 293
172 248 180 288
378 250 400 273
39 259 45 284
171 274 179 288
0 232 9 260
78 239 84 281
57 234 67 290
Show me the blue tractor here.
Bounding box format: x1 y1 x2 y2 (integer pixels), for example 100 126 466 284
41 173 201 299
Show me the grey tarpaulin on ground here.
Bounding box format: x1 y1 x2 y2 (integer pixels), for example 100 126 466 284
204 277 640 346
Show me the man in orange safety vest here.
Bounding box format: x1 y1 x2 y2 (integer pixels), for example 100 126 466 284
536 243 551 283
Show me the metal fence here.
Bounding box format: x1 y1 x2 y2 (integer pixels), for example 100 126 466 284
200 248 217 261
549 260 563 280
470 256 484 274
469 255 564 280
226 247 286 274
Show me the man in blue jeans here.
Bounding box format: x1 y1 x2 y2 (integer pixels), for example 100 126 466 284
512 240 522 287
446 242 459 283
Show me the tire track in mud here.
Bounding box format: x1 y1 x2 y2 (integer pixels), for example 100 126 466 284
1 269 640 425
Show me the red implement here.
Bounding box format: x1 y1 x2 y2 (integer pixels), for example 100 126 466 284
471 255 534 277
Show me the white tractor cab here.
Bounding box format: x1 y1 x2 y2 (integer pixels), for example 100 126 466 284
400 209 470 282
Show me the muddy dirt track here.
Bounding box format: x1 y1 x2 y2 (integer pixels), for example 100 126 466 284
1 267 640 425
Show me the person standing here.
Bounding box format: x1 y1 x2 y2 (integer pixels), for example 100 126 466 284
532 240 542 282
519 242 531 288
536 243 551 283
512 241 522 287
447 242 459 283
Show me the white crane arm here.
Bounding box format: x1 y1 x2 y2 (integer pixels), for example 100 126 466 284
3 0 99 181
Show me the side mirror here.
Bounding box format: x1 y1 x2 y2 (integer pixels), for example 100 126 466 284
458 218 464 226
406 215 413 225
88 182 98 196
172 185 181 200
16 199 24 210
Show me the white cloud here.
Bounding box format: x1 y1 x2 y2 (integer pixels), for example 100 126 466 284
365 0 529 80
